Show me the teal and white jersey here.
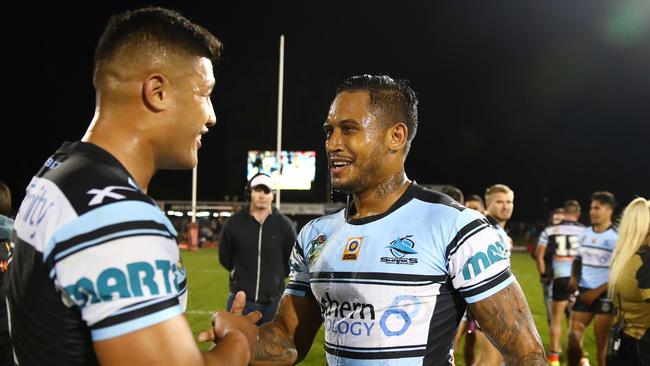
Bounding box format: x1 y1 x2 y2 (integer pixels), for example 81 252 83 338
7 142 187 365
485 216 511 259
285 184 514 366
577 225 618 289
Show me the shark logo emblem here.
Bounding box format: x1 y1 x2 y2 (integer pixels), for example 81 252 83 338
381 235 418 265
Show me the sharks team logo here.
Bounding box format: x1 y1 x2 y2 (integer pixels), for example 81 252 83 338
381 235 418 265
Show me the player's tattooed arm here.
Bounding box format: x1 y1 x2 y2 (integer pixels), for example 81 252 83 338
251 295 322 365
468 281 546 365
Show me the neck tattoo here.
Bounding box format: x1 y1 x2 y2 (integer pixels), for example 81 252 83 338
375 172 405 199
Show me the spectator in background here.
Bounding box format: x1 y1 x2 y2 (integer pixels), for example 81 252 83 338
464 193 485 213
568 191 618 366
606 197 649 365
219 173 296 323
535 200 585 366
0 180 13 364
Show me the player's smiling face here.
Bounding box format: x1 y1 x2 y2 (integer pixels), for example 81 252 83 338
323 91 385 194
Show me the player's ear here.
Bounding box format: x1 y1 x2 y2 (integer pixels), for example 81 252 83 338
143 73 167 112
387 122 408 153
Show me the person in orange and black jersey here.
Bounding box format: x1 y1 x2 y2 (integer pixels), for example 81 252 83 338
0 180 13 365
218 173 297 324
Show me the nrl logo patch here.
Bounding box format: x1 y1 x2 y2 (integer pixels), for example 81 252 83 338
307 234 326 265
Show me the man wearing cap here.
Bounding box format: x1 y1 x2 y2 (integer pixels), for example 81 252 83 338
218 173 297 323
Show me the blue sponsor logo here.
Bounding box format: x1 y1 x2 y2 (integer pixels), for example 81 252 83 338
462 241 507 280
319 293 422 337
379 295 421 336
320 291 375 337
64 260 184 307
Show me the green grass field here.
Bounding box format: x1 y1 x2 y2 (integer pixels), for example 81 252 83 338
182 250 597 365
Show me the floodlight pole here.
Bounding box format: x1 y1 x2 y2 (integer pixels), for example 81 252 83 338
275 34 285 209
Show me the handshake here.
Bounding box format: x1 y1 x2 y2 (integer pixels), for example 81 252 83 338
197 291 297 366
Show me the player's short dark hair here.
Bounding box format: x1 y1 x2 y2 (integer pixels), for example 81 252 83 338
0 180 11 216
441 186 464 204
563 200 581 215
94 7 222 78
337 75 418 155
465 194 484 207
591 191 616 209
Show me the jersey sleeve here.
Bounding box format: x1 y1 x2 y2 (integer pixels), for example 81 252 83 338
446 210 515 304
47 200 185 341
538 228 549 247
283 225 316 299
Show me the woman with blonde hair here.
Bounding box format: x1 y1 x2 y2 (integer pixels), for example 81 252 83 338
606 197 650 365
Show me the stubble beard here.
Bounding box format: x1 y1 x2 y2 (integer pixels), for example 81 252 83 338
331 147 382 195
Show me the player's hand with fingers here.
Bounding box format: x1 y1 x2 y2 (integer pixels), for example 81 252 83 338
198 291 262 352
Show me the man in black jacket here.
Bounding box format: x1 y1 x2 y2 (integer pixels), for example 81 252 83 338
219 173 297 323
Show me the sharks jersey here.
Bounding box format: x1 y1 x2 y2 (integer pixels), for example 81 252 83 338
285 184 514 366
538 220 586 279
7 141 187 365
577 225 618 289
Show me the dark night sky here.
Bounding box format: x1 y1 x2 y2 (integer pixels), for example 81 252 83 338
7 1 650 221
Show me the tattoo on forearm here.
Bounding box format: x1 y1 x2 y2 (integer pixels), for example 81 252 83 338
375 172 404 199
253 323 298 362
472 283 546 365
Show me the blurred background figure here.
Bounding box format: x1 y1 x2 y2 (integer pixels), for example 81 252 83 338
538 207 568 327
606 197 650 365
0 179 14 364
473 183 515 366
218 173 296 324
441 185 464 204
568 191 618 366
464 194 485 213
452 192 483 366
551 207 566 225
535 200 584 366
